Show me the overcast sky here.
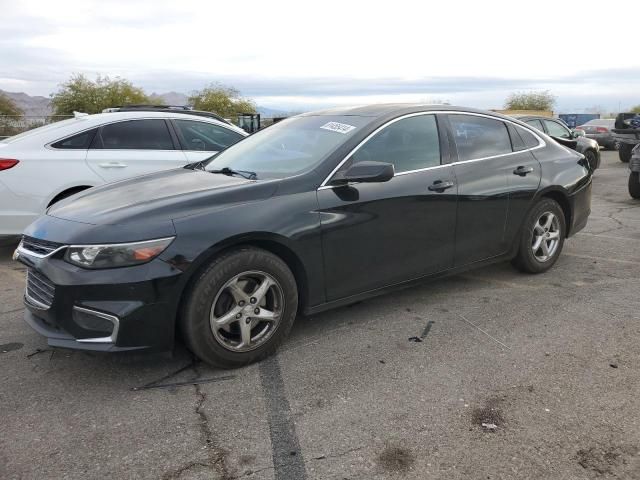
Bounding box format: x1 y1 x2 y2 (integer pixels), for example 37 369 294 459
1 0 639 112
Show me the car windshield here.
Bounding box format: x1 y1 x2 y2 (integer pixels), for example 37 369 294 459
205 115 370 179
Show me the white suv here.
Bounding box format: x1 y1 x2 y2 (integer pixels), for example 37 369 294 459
0 111 247 235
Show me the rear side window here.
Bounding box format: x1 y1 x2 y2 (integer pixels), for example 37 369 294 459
350 114 441 173
449 115 512 161
507 124 526 151
174 120 244 151
93 120 174 150
51 129 97 149
543 119 571 139
515 126 540 149
525 119 544 132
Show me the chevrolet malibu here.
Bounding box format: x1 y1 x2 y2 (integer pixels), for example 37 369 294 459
14 105 592 368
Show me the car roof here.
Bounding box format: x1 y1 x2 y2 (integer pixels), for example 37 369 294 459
1 111 247 145
581 118 615 125
104 105 232 125
299 103 513 119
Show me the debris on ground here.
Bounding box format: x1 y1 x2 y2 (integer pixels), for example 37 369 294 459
408 336 422 342
481 422 497 431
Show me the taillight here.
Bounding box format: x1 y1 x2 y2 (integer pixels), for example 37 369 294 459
0 159 19 171
596 127 608 133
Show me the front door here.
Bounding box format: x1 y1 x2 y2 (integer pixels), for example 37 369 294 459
318 114 458 301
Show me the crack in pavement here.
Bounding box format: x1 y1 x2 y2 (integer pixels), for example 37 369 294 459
162 362 231 480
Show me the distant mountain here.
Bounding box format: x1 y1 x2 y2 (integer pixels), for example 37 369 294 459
1 89 288 118
0 90 52 116
150 91 189 106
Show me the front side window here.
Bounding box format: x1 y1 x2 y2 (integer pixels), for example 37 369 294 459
93 120 174 150
449 115 512 161
543 119 571 139
51 128 97 149
174 120 244 151
206 115 370 179
347 114 441 173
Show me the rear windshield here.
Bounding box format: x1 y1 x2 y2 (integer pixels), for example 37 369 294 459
205 115 371 179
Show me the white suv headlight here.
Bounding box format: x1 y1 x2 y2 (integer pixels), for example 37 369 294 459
64 237 174 269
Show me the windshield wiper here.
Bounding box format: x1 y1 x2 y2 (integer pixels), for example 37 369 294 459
210 167 257 180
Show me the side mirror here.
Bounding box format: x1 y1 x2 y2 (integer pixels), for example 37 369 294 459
331 161 395 185
572 129 585 138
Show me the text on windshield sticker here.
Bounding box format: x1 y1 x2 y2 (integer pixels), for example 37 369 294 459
320 122 356 134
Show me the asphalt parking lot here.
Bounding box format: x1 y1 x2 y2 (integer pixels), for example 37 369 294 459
1 150 639 480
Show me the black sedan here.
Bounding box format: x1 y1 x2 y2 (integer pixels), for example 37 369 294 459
513 115 601 171
14 105 592 367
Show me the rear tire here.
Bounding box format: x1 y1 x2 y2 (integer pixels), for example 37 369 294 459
619 144 632 163
512 198 566 274
629 172 640 199
180 247 298 368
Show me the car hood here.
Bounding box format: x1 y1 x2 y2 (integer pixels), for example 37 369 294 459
48 168 279 227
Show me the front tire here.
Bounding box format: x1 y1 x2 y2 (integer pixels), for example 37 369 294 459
180 247 298 368
629 172 640 199
512 198 566 274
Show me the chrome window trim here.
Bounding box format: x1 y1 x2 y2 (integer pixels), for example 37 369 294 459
318 110 546 189
73 306 120 344
46 117 186 151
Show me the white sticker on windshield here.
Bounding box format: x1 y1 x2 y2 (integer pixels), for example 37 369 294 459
320 121 356 134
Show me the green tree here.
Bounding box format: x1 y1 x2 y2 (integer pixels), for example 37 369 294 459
631 105 640 113
0 92 23 116
504 90 556 111
50 74 157 115
188 83 256 117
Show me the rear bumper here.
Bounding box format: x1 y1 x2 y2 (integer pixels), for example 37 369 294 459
585 133 614 146
568 179 592 237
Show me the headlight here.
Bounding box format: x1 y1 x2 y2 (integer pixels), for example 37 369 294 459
64 237 174 269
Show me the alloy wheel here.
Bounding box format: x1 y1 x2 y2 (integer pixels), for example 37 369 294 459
531 211 561 262
210 270 284 352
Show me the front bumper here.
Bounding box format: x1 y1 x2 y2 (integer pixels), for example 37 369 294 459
15 243 184 352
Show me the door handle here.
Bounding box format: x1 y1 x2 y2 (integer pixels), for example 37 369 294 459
428 180 455 192
513 166 534 176
98 162 128 168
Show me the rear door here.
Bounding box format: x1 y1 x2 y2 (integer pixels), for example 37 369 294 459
172 119 246 162
85 119 188 182
447 114 538 266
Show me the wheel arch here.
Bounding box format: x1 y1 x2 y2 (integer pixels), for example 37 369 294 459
176 232 311 320
537 187 572 237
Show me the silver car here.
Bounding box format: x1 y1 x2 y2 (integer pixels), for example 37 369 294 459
576 119 618 150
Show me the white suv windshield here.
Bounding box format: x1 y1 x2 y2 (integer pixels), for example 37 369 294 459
205 115 370 179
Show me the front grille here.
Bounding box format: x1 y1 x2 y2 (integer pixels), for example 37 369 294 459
21 236 64 257
26 269 55 309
